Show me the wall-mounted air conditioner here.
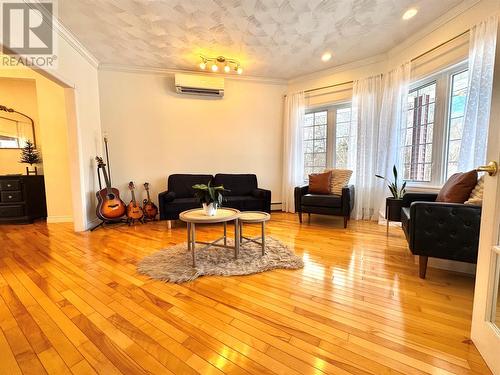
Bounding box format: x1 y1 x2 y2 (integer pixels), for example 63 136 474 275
174 74 224 97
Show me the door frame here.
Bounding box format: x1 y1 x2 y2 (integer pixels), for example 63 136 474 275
470 25 500 375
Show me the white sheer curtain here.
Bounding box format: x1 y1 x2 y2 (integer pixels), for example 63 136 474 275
282 91 305 213
458 16 498 171
349 62 411 221
376 62 411 217
350 75 382 220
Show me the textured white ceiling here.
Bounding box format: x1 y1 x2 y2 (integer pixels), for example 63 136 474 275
59 0 464 79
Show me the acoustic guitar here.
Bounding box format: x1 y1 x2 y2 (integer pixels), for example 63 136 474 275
95 157 126 220
142 182 158 220
126 181 144 223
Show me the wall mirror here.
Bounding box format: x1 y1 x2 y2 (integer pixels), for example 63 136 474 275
0 105 36 149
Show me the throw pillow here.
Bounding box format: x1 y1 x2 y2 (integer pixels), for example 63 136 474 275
465 175 484 206
309 171 332 195
324 169 353 195
436 170 478 203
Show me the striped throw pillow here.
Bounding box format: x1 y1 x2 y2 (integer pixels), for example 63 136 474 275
465 175 484 206
324 169 353 195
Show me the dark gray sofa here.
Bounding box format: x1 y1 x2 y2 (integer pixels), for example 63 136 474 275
158 173 271 220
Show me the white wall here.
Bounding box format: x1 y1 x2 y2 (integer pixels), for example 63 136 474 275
98 70 286 206
33 25 103 231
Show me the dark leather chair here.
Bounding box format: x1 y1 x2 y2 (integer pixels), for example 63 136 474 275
294 185 354 228
401 192 481 279
159 173 271 221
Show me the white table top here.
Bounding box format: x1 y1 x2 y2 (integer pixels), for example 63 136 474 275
238 211 271 223
179 208 240 223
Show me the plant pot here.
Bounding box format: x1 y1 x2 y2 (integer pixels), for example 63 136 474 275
386 197 402 222
202 202 217 216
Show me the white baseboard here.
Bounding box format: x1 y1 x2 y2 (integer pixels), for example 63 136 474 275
414 256 476 275
271 202 282 211
47 216 73 223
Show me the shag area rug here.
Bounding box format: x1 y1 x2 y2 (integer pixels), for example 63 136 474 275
137 237 303 283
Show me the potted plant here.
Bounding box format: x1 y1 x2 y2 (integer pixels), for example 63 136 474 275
19 140 42 175
192 182 229 216
375 165 406 222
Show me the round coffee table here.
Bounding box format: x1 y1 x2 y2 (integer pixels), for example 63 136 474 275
179 208 240 267
238 211 271 255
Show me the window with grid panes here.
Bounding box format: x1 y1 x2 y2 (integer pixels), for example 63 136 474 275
335 106 354 169
303 104 355 180
446 70 469 179
400 62 469 186
303 110 328 177
402 82 436 182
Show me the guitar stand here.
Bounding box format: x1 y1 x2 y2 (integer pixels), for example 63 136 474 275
127 217 145 226
90 218 128 231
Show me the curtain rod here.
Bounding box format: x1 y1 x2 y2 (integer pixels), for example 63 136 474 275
287 29 470 97
410 29 469 63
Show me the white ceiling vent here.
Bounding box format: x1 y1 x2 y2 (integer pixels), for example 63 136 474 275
175 74 224 97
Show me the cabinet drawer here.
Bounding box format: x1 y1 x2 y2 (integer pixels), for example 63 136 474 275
1 191 22 202
0 205 24 218
0 180 21 191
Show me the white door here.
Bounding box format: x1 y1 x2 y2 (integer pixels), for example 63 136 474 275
471 27 500 375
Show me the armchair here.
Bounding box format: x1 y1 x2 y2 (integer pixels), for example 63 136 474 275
294 184 354 228
401 192 481 278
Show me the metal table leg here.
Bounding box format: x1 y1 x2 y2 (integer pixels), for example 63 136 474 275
223 222 227 246
261 221 266 255
240 220 243 242
234 218 239 259
191 223 197 267
386 205 389 235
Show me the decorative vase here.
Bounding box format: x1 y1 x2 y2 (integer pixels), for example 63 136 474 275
202 202 217 216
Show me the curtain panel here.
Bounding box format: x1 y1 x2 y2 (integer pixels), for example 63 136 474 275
282 92 305 213
458 16 498 171
350 62 411 221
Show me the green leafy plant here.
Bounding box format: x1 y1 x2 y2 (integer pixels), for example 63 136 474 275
192 182 229 208
19 140 41 165
375 165 406 199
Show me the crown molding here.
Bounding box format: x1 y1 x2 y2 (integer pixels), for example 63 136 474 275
54 20 100 68
21 0 100 68
288 53 388 85
387 0 481 59
98 63 288 85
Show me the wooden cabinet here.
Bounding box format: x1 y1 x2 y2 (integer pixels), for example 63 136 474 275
0 175 47 224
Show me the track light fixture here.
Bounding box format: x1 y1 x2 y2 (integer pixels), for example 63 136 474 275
198 55 242 75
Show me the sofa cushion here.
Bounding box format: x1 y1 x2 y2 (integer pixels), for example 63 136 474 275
302 194 341 208
213 174 257 196
436 170 478 203
308 171 332 194
225 196 263 211
168 174 213 198
161 197 200 214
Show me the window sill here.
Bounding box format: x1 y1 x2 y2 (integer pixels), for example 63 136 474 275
405 184 442 193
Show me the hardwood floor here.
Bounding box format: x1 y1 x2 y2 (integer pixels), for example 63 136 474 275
0 212 491 374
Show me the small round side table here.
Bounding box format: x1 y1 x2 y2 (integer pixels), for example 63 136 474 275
238 211 271 255
179 208 240 267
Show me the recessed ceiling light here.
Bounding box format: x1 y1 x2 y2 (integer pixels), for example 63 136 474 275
402 8 418 20
321 52 332 62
